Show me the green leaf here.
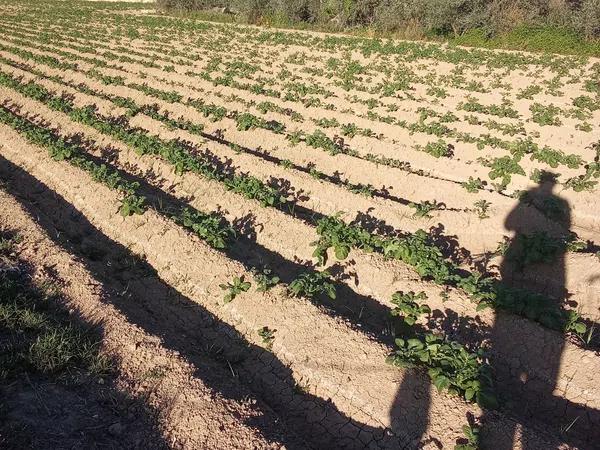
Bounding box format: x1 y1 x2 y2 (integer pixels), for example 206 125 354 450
334 244 350 260
433 374 450 391
476 301 492 311
476 390 498 409
464 388 475 401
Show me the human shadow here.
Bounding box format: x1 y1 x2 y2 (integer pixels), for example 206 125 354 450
481 173 599 448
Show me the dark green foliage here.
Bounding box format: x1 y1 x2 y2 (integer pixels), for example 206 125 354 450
288 271 336 299
387 333 496 408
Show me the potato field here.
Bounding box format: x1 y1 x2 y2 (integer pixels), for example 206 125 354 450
0 1 599 449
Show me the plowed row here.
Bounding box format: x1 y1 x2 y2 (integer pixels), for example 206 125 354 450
0 1 599 449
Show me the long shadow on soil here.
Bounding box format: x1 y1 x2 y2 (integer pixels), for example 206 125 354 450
8 128 600 449
481 176 600 449
91 153 600 448
0 157 431 448
4 102 600 448
88 140 600 444
0 231 169 450
2 37 600 448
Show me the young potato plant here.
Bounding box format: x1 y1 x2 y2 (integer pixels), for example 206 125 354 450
288 271 336 300
481 155 525 189
312 214 376 265
455 424 480 450
390 291 431 326
461 177 486 193
220 275 251 303
529 103 562 126
472 200 491 219
252 267 280 292
409 200 445 218
564 141 600 192
506 231 586 270
223 175 287 208
387 333 497 408
174 208 234 250
0 105 147 218
257 326 276 349
0 72 292 214
416 139 454 158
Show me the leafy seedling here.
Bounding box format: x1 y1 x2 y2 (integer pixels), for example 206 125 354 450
390 291 431 326
454 424 480 450
473 200 491 219
252 268 280 292
409 200 445 218
257 326 276 349
288 271 336 299
220 276 251 303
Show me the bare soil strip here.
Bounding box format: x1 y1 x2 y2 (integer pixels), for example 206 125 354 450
0 183 298 450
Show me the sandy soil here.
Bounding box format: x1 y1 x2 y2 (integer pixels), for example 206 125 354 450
0 1 599 449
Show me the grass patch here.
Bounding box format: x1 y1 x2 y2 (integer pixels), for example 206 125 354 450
0 229 110 380
452 26 600 57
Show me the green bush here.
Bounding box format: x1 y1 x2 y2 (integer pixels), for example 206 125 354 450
158 0 600 46
578 0 600 38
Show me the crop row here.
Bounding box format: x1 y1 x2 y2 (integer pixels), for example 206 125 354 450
0 70 590 348
0 26 596 190
0 98 499 409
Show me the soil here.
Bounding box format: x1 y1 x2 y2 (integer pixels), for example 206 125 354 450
0 2 599 449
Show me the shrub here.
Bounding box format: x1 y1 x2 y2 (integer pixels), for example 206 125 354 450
577 0 600 38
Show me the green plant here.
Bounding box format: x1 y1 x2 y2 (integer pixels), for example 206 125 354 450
530 103 562 126
387 333 496 408
279 159 293 169
257 326 276 349
120 194 146 217
461 177 485 193
390 291 431 326
0 242 109 379
312 214 375 265
252 268 280 292
288 271 336 299
409 200 445 218
484 156 525 189
224 175 287 207
507 231 581 270
174 208 234 249
417 139 454 158
236 112 263 131
426 86 448 98
455 424 480 450
564 310 587 336
473 200 491 219
219 276 251 303
459 96 519 119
